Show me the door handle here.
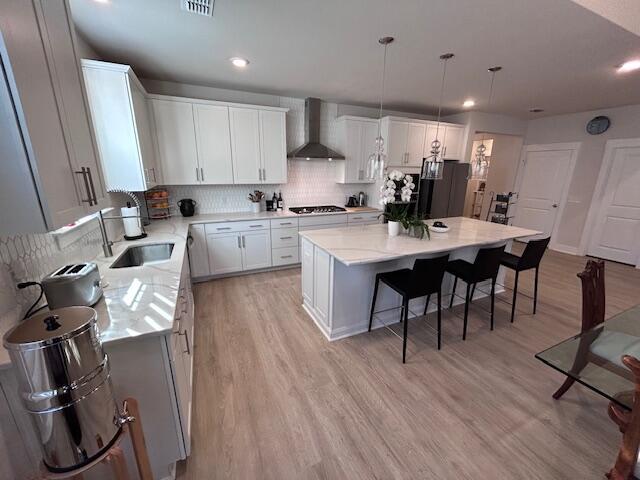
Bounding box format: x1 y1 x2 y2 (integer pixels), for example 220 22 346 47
200 167 204 182
75 167 94 206
237 236 241 248
151 167 157 182
242 236 246 248
196 167 200 182
258 168 262 181
86 167 98 204
262 168 266 181
179 330 191 355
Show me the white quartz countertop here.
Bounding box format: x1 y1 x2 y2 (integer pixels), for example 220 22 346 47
298 217 541 266
0 207 381 368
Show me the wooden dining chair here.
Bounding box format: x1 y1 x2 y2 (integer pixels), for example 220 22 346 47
552 259 605 399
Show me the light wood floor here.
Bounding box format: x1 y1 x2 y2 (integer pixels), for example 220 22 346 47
177 245 640 479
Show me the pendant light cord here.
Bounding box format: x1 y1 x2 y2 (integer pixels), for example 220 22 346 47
434 54 453 140
377 42 389 138
480 68 497 145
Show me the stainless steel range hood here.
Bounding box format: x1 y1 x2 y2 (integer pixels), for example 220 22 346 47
287 97 345 160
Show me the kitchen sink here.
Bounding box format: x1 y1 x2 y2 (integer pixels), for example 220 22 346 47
110 243 175 269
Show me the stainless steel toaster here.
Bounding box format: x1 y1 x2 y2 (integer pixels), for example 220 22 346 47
42 263 103 309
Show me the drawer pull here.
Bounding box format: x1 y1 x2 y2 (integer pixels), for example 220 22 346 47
216 227 231 231
280 236 293 240
280 222 292 225
352 217 363 220
249 224 263 228
281 255 293 259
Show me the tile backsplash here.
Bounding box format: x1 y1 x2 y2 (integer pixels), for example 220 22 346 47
167 160 379 214
0 217 121 333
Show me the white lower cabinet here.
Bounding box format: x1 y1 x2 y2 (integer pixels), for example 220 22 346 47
207 232 244 275
241 230 272 270
302 239 314 304
206 229 272 275
188 224 210 278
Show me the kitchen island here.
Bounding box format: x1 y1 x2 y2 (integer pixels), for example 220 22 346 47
299 217 540 341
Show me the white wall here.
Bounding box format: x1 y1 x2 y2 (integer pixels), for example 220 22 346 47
524 103 640 251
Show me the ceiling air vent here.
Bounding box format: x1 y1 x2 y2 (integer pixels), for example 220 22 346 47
181 0 214 16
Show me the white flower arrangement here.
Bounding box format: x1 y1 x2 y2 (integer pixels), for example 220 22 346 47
379 170 416 205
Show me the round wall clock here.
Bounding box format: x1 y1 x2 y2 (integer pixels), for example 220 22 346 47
586 116 610 135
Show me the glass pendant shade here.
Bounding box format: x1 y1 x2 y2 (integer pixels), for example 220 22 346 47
421 138 444 180
470 142 489 180
367 135 387 180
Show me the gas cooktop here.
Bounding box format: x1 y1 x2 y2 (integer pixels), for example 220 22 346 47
289 205 347 214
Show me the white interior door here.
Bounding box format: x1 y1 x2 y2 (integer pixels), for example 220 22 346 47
513 145 577 241
588 142 640 265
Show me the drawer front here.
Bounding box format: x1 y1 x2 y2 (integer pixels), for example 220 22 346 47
348 212 380 224
271 217 298 229
205 219 270 234
272 246 299 266
298 214 347 227
271 227 298 248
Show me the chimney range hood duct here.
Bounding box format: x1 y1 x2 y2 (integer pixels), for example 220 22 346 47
288 98 345 160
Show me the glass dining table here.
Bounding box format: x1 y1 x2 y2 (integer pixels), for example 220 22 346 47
536 304 640 411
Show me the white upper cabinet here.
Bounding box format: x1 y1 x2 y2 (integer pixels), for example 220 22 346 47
335 116 378 183
0 0 108 234
82 60 160 191
259 109 287 184
194 104 233 184
152 99 199 185
384 119 409 167
230 107 262 183
151 97 287 186
406 122 427 166
442 124 465 160
382 117 466 168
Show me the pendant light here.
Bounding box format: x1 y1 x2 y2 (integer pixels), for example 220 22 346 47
472 66 502 180
367 36 394 181
421 53 454 180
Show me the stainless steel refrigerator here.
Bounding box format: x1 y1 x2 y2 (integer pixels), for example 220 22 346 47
417 161 469 218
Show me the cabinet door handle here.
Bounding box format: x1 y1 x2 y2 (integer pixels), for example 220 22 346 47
196 167 200 181
280 222 292 226
258 168 262 181
281 255 293 259
75 167 94 206
179 330 191 355
351 217 362 220
86 167 98 205
216 227 231 230
262 168 266 181
151 167 157 182
249 224 263 228
280 236 292 240
201 167 204 182
237 236 241 248
242 235 246 248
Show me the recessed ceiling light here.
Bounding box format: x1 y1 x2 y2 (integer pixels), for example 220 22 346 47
462 99 475 108
617 59 640 73
93 0 110 3
529 108 544 113
230 57 249 68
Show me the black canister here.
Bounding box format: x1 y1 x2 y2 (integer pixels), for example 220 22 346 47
178 199 197 217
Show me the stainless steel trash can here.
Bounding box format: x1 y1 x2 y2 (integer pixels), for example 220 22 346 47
3 306 122 472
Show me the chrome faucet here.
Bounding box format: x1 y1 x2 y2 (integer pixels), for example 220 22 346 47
98 210 148 257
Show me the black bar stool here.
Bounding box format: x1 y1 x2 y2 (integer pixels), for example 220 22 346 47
446 245 506 340
368 254 449 363
499 236 550 323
